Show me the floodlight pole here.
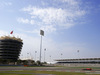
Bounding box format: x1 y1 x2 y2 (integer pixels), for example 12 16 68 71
39 30 44 63
61 53 63 59
35 51 37 62
77 50 80 59
50 55 51 64
44 48 46 62
40 35 42 62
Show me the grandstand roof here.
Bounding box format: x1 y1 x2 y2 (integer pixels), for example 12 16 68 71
56 58 100 61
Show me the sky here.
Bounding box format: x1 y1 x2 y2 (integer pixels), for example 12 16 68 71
0 0 100 63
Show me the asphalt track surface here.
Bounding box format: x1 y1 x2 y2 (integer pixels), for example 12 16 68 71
0 67 64 71
0 67 99 71
0 67 100 74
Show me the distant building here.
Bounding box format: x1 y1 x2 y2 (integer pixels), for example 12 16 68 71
55 58 100 67
0 36 23 63
56 58 100 64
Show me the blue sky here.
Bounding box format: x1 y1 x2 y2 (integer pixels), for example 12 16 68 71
0 0 100 62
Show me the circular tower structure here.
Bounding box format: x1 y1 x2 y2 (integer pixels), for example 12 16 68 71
0 36 23 62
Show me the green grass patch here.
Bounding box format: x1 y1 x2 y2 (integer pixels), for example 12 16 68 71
0 73 30 75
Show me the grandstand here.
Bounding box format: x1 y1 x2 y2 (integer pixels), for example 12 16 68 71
56 58 100 64
56 58 100 67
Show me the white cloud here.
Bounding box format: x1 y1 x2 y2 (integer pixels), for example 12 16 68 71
4 2 12 6
23 7 69 25
26 29 39 34
18 0 86 33
17 18 29 24
17 18 35 25
60 0 79 5
40 25 56 33
0 2 12 8
30 20 35 25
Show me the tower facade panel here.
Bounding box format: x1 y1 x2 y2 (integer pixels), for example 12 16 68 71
0 36 23 61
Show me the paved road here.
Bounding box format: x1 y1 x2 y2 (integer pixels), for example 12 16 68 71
0 66 100 74
0 67 65 71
